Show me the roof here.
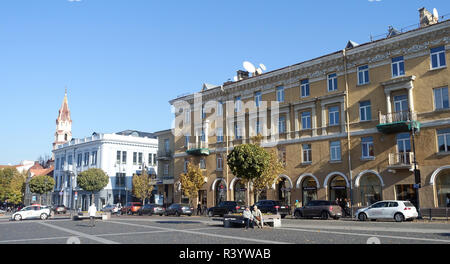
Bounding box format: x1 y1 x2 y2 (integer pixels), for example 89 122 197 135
29 166 54 177
57 90 71 122
115 130 157 139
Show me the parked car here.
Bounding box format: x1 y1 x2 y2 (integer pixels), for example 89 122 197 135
138 204 165 216
120 202 142 215
355 200 418 222
52 205 68 214
207 201 245 217
293 200 342 220
11 205 52 221
101 203 121 214
164 203 193 216
252 200 291 218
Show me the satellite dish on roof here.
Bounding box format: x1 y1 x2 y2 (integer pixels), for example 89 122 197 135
259 63 266 71
243 61 256 74
256 68 263 75
233 76 238 82
433 8 439 19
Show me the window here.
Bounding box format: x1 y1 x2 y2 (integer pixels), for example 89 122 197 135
91 151 97 165
200 130 206 142
437 128 450 153
216 155 223 171
217 127 223 142
327 73 338 91
138 152 143 164
330 141 341 161
153 154 156 165
278 115 286 133
84 152 89 166
201 105 206 119
276 86 284 102
164 139 170 153
133 152 137 165
183 159 189 172
255 92 262 107
392 56 405 77
235 96 242 112
361 136 374 159
163 163 169 176
301 111 311 130
199 158 206 169
185 108 191 123
185 135 190 147
217 101 223 116
234 123 242 139
256 120 262 135
357 65 369 85
328 106 339 126
122 151 127 164
359 100 372 121
278 147 286 166
434 87 449 110
68 155 73 165
301 79 310 98
55 158 60 171
148 153 153 165
302 144 312 163
78 153 83 167
430 46 446 69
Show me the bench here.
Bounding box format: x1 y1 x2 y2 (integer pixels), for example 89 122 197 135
72 212 111 221
213 214 282 228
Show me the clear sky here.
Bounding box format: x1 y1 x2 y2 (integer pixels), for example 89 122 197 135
0 0 448 164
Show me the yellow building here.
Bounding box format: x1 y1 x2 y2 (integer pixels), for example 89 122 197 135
169 13 449 211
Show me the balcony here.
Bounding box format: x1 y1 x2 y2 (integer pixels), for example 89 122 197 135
157 150 172 160
376 111 420 134
186 142 210 156
388 152 416 170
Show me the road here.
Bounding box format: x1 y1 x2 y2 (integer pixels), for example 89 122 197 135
0 214 449 245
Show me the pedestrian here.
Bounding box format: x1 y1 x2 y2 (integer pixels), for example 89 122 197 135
344 198 350 217
197 203 202 216
295 200 301 208
88 203 97 227
252 205 263 229
243 207 254 230
202 205 207 216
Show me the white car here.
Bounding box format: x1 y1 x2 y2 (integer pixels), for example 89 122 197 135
11 205 52 221
355 200 418 222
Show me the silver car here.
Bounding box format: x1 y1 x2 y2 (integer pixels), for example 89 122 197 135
11 205 52 221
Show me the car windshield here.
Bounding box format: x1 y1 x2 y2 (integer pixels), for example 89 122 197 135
403 202 414 207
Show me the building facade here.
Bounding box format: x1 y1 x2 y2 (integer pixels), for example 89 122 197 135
154 129 178 206
52 131 158 210
169 15 450 210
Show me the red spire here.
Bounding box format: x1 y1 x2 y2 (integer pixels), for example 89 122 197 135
57 88 71 122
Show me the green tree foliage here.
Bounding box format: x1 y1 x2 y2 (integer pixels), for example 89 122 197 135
0 168 27 204
77 168 109 202
28 175 55 204
132 168 154 205
179 162 204 206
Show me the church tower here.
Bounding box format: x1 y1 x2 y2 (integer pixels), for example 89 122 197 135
53 88 72 155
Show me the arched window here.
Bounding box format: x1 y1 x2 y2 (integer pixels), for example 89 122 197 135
234 180 246 205
359 173 382 206
302 177 318 206
215 180 227 205
329 175 347 201
436 172 450 207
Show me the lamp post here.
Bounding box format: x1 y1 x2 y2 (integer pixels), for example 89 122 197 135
410 119 422 219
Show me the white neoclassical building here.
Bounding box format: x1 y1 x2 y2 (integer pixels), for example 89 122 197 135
52 130 158 210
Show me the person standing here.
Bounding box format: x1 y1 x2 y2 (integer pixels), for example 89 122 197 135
197 203 202 216
88 203 97 227
252 205 263 229
243 207 254 230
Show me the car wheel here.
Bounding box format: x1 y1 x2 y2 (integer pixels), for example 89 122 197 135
321 211 329 220
187 214 192 217
40 213 48 220
394 213 404 222
208 210 213 217
281 214 286 219
159 214 163 216
358 213 367 221
294 211 302 219
14 214 22 221
333 216 340 220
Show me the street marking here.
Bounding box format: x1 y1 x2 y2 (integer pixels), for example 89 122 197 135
38 222 120 244
279 227 450 243
0 236 76 243
109 220 291 244
282 223 450 234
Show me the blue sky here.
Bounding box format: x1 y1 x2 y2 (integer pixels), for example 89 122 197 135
0 0 448 164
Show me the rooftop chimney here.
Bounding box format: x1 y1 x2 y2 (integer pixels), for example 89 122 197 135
419 7 439 28
236 70 249 81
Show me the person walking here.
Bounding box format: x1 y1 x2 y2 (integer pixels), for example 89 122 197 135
243 207 254 230
197 203 202 216
252 205 263 229
88 203 97 227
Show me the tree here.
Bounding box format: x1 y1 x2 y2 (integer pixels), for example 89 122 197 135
179 162 204 207
0 168 27 204
28 175 55 204
132 168 154 205
77 168 109 203
227 143 284 205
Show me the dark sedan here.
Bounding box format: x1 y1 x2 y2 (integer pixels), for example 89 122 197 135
207 201 244 217
138 204 165 216
52 205 68 214
252 200 290 218
164 204 193 216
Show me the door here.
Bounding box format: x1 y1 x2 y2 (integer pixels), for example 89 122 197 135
393 95 408 121
366 202 387 218
21 206 33 219
385 201 399 218
302 201 316 217
396 133 411 164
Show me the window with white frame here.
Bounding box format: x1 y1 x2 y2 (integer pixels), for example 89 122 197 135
91 151 97 165
216 155 223 171
235 96 242 112
185 135 190 147
357 65 369 85
200 130 206 142
302 144 312 163
328 106 339 126
234 123 242 139
199 158 206 169
84 152 89 166
361 136 374 159
327 73 338 91
434 86 449 110
217 127 223 142
437 128 450 153
255 91 262 107
148 153 152 165
359 100 372 121
78 153 83 167
138 152 143 164
276 86 285 102
163 163 169 176
133 152 137 165
330 141 341 161
201 105 206 119
301 79 310 98
301 111 311 130
185 108 191 123
256 120 262 135
391 56 405 77
430 46 446 69
217 100 223 116
278 115 286 133
122 151 127 164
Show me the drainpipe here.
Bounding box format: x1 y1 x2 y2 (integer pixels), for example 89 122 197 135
343 49 354 218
